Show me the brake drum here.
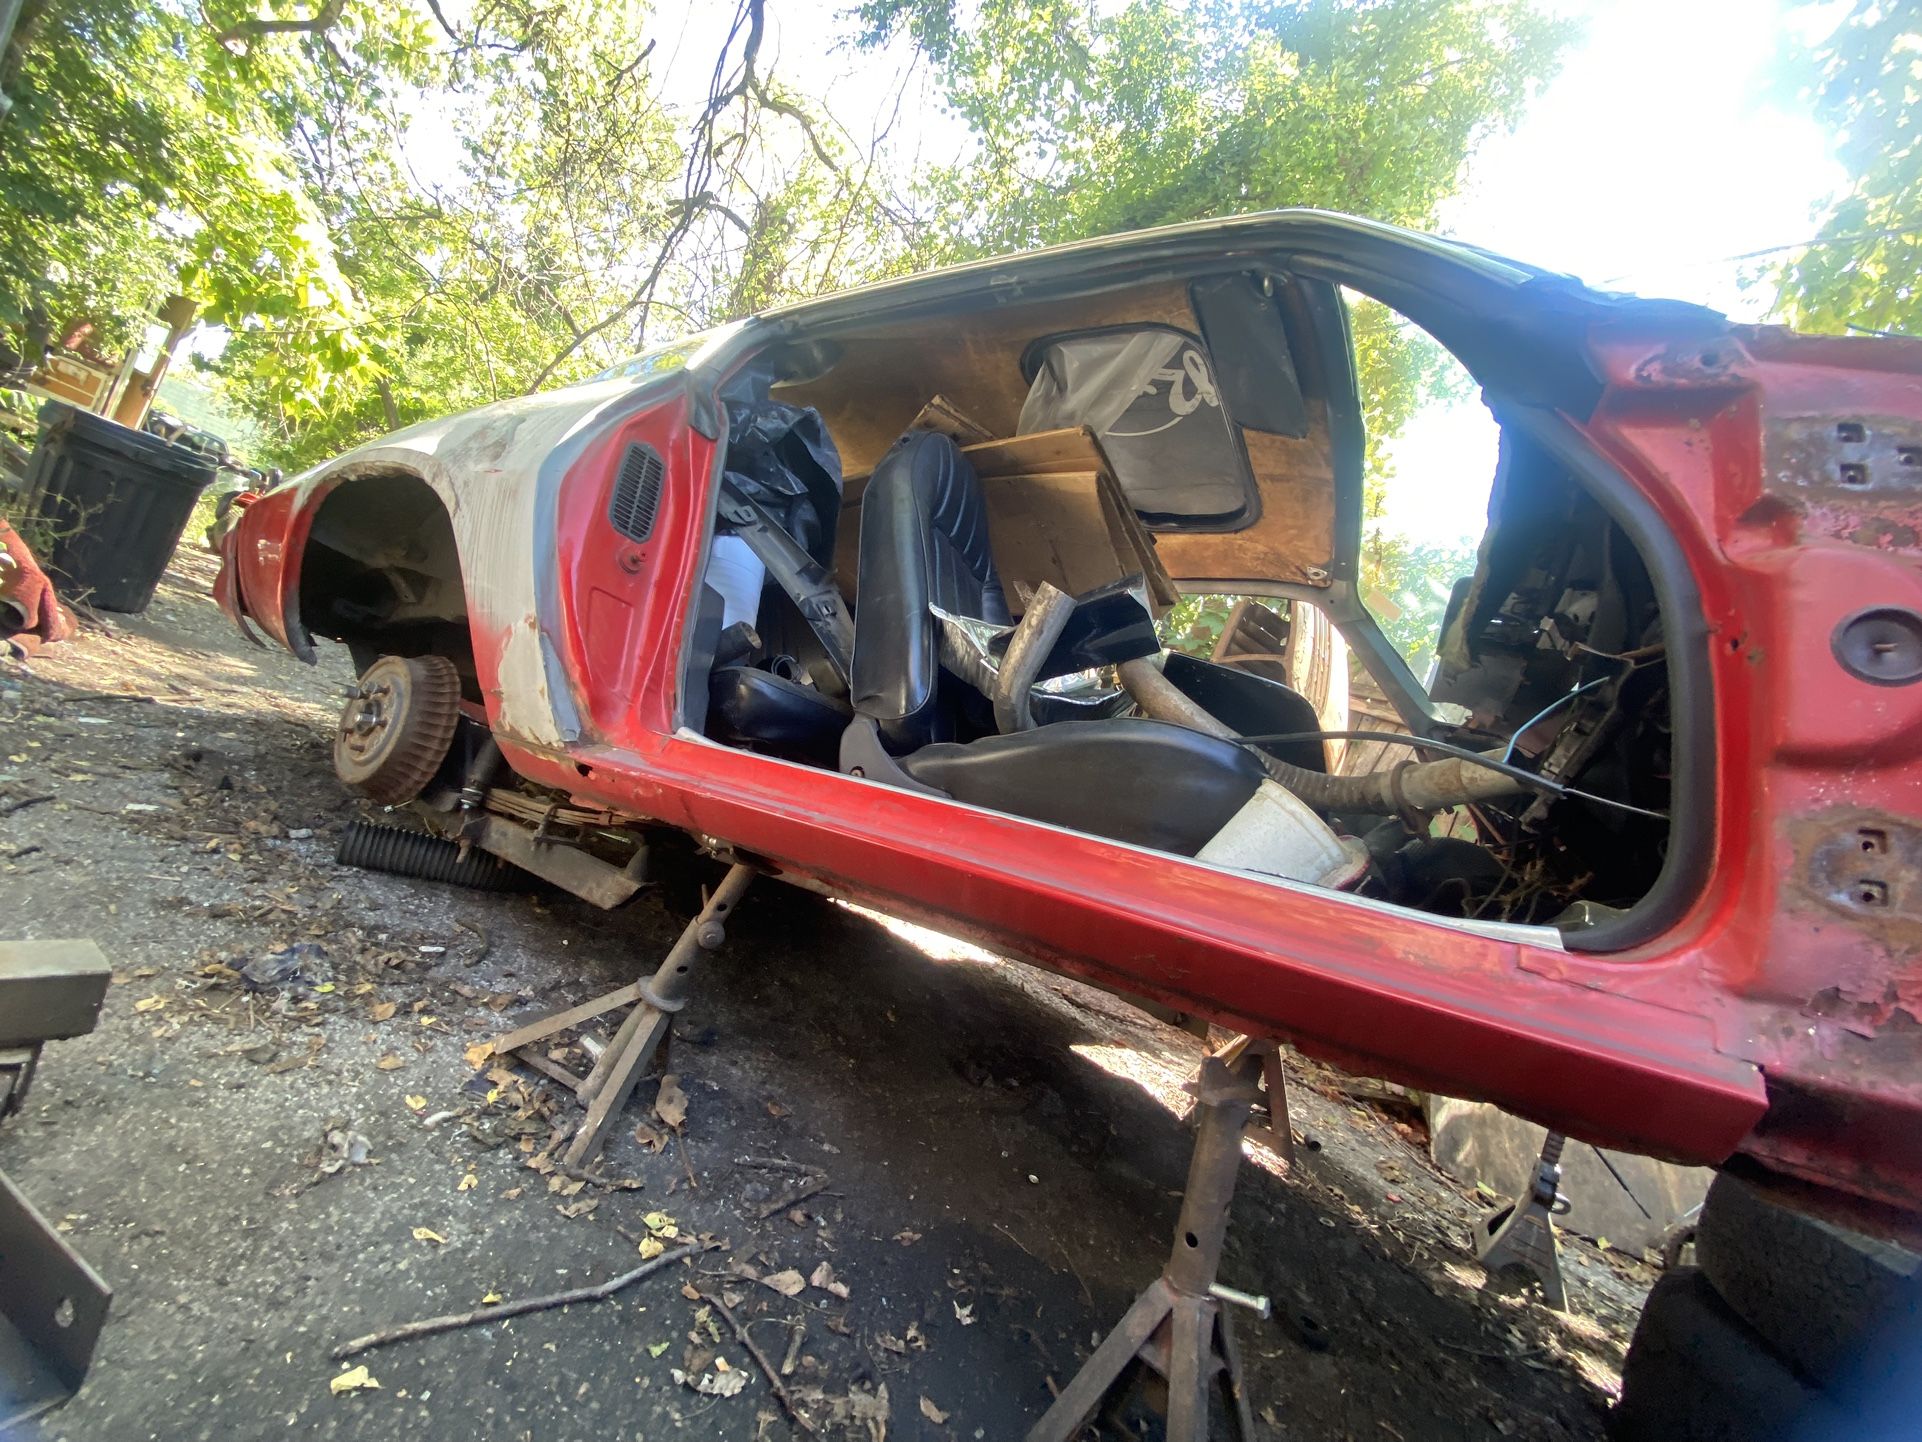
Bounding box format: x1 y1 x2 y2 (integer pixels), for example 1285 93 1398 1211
333 654 462 805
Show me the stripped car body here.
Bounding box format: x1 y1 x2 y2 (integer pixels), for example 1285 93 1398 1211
216 211 1922 1238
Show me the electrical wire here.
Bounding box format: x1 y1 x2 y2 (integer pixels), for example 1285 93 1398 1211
1500 675 1615 765
1235 730 1671 822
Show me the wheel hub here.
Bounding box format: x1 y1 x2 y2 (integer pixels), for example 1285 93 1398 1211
332 654 462 806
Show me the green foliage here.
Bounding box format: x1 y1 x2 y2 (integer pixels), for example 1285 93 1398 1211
1160 592 1251 658
1773 3 1921 337
0 1 423 366
863 0 1571 253
4 0 1570 480
217 0 898 468
1363 531 1477 677
869 0 1565 674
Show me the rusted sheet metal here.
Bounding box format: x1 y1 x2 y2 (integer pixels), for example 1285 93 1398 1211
465 813 643 910
1766 412 1922 552
1787 808 1922 1027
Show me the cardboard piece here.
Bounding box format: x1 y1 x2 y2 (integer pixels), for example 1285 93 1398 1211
904 394 996 448
833 421 1177 616
961 428 1178 614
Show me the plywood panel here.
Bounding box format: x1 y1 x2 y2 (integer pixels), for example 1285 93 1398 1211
783 277 1340 593
1153 422 1338 589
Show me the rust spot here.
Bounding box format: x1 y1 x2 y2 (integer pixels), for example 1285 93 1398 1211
1767 415 1922 552
1632 338 1749 388
1847 517 1920 550
1787 808 1922 1025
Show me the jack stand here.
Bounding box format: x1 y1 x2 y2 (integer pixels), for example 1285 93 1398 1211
1027 1057 1263 1442
1474 1130 1569 1311
487 864 755 1168
1206 1035 1293 1170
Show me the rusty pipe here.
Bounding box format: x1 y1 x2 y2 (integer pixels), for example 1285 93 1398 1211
1117 657 1526 812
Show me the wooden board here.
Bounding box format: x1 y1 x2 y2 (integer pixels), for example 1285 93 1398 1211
963 429 1177 611
784 275 1340 597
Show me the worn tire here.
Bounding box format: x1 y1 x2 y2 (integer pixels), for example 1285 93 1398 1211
1694 1174 1921 1393
1611 1269 1841 1442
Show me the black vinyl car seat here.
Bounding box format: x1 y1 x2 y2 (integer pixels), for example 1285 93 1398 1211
849 431 1010 751
707 667 853 766
900 718 1268 855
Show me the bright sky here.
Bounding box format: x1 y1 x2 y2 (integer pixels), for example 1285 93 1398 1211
1380 0 1847 543
654 0 1853 547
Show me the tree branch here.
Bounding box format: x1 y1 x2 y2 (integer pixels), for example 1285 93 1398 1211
215 0 347 50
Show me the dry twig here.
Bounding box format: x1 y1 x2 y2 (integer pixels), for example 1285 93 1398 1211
332 1241 707 1359
756 1176 826 1220
696 1289 818 1436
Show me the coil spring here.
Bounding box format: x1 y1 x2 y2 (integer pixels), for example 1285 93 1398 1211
335 819 522 891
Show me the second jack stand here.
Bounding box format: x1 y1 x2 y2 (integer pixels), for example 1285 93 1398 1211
1474 1129 1569 1310
487 863 756 1168
1027 1057 1263 1442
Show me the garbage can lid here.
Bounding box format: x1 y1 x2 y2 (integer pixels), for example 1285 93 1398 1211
40 402 221 482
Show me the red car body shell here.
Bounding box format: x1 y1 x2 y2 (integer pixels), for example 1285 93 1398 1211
217 228 1922 1232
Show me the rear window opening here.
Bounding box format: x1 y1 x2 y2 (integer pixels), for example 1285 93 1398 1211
669 272 1686 950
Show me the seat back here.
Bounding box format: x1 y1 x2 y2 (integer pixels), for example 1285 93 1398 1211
850 431 1010 751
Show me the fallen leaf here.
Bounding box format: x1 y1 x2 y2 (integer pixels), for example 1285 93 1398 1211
765 1099 790 1118
893 1230 922 1246
370 1001 398 1022
878 1333 907 1355
330 1365 379 1395
458 1173 478 1192
133 996 166 1012
375 1054 406 1071
671 1367 746 1398
849 1382 890 1440
638 1236 666 1260
760 1269 807 1297
411 1227 447 1245
481 1291 503 1304
642 1210 678 1237
953 1300 974 1326
920 1396 949 1425
501 1186 523 1200
680 1283 701 1302
556 1198 599 1219
404 1095 428 1111
809 1261 850 1300
315 982 336 994
631 1121 667 1153
714 1355 732 1373
654 1074 688 1130
463 1040 495 1070
647 1340 670 1358
904 1320 926 1350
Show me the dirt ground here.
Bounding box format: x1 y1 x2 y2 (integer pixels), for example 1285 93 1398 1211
1 544 1659 1441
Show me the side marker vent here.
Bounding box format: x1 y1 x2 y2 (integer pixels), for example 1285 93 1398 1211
608 443 664 543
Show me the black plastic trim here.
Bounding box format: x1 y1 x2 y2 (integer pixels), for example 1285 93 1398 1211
1492 402 1716 955
607 442 664 543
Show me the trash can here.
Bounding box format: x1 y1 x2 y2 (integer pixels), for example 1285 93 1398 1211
19 403 218 613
